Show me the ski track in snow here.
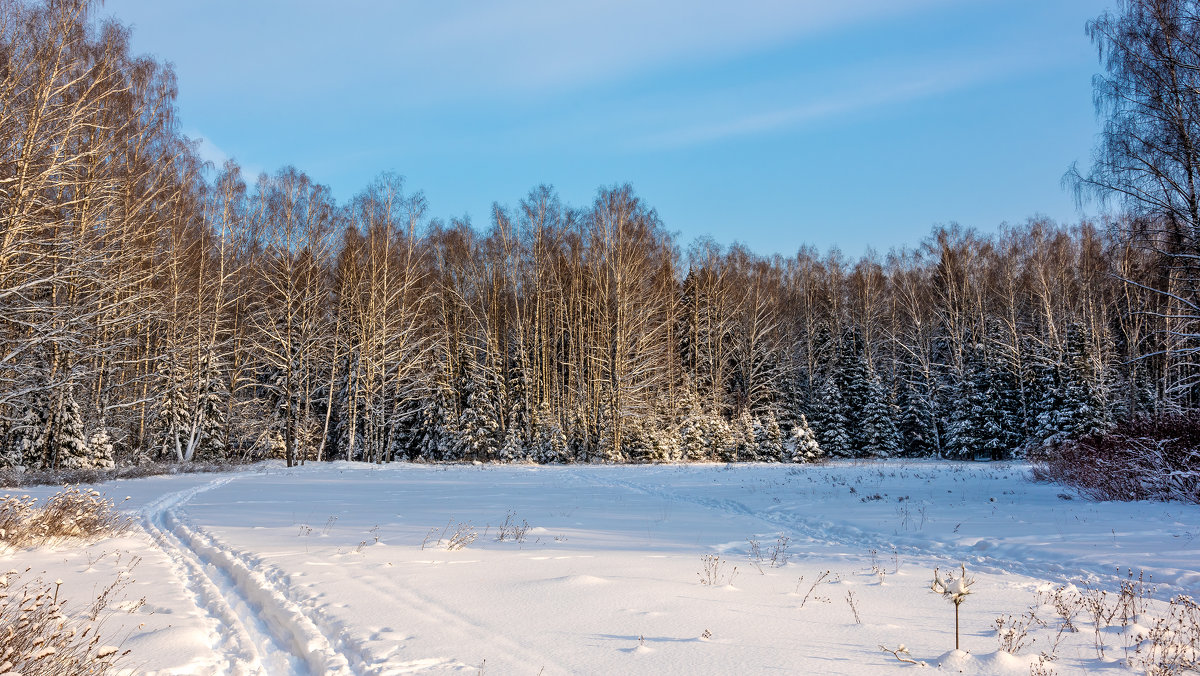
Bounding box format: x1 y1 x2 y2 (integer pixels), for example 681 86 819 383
141 476 357 676
567 470 1181 593
144 473 566 675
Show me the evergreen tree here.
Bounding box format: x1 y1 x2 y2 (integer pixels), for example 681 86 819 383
416 383 455 461
530 402 568 463
675 381 707 461
679 413 708 461
153 357 194 461
726 410 755 462
813 373 852 457
452 361 502 461
86 422 116 469
858 370 901 457
707 413 736 462
54 394 93 469
754 411 784 462
7 396 49 469
595 399 624 463
1033 350 1067 445
452 392 497 460
896 372 939 457
785 414 822 462
505 350 532 446
945 344 991 459
498 424 529 463
1059 324 1111 439
777 367 812 432
193 351 230 461
0 418 20 469
619 416 651 463
986 349 1025 458
645 422 682 463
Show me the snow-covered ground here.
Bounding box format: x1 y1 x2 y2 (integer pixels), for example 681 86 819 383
6 461 1200 674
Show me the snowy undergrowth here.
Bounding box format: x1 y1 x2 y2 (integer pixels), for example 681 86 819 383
0 485 133 551
6 460 1200 675
0 486 145 675
0 568 132 675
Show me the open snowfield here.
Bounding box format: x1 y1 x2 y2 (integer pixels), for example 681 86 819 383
6 461 1200 675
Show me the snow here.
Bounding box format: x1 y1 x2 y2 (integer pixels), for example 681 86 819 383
6 460 1200 674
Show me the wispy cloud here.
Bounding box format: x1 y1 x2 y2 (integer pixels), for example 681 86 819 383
184 130 264 180
185 131 229 167
106 0 955 107
401 0 956 99
637 55 1031 150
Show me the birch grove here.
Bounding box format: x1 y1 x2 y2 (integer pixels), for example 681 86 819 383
1 0 1198 469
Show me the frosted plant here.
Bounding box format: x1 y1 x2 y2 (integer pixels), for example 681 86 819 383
931 563 976 650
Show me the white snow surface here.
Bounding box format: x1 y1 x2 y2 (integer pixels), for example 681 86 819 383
5 460 1199 674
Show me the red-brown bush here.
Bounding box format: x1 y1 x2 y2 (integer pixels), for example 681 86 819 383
1031 413 1200 503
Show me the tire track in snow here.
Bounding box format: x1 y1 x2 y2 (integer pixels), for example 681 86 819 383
569 470 1153 593
142 476 356 675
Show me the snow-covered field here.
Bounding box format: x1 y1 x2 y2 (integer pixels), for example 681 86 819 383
7 461 1200 675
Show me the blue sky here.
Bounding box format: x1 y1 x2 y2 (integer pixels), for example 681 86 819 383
102 0 1111 257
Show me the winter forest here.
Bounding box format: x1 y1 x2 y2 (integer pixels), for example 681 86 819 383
0 0 1194 473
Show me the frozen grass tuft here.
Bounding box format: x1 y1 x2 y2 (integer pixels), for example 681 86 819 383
495 511 530 543
698 554 738 586
421 520 478 550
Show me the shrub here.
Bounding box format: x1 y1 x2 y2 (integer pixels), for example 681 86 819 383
1030 413 1200 503
0 460 234 489
0 569 130 675
0 486 132 551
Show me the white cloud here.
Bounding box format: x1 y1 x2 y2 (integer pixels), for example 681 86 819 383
635 53 1035 149
398 0 956 97
186 132 229 168
104 0 956 107
183 130 265 181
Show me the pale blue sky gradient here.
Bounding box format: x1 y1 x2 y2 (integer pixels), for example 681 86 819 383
102 0 1112 257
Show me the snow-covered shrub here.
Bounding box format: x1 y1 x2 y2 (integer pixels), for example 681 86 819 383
1136 594 1200 675
495 510 530 543
421 521 478 550
0 569 131 675
931 563 976 650
0 486 132 551
994 611 1037 655
1030 412 1200 503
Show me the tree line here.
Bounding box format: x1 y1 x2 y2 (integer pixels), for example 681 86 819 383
0 0 1193 469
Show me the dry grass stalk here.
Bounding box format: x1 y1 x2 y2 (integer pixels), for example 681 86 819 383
0 568 130 675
